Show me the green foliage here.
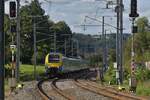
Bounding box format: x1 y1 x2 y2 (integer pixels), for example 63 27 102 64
50 21 72 56
73 33 130 59
136 80 150 96
124 17 150 78
4 15 11 64
89 54 102 67
136 17 149 33
108 49 116 62
104 65 116 85
19 64 45 81
5 0 73 65
4 65 12 78
136 68 150 82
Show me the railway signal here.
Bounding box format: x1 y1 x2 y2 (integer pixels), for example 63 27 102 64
131 60 136 75
9 1 17 19
9 45 17 92
129 0 139 93
129 0 139 17
132 26 138 33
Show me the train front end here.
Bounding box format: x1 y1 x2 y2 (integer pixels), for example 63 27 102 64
45 53 63 75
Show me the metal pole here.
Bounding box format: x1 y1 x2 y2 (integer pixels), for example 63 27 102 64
16 0 20 82
119 0 123 84
76 40 79 57
11 36 15 80
71 39 73 57
65 39 67 56
102 16 105 80
33 23 37 80
130 17 137 92
0 0 4 99
131 18 135 63
104 30 107 70
116 0 120 85
54 32 56 53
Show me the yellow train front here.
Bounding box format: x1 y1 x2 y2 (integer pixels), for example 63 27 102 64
45 53 63 75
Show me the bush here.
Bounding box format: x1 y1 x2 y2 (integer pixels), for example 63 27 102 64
136 68 150 81
104 65 117 85
5 64 12 78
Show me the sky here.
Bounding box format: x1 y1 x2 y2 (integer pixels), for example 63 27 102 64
5 0 150 35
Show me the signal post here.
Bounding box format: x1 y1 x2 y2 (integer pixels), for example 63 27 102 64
129 0 139 93
9 45 17 92
8 1 17 92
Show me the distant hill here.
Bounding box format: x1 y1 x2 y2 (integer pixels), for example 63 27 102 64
73 33 131 56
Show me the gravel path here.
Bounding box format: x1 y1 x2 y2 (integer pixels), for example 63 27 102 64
57 79 111 100
5 79 111 100
5 81 43 100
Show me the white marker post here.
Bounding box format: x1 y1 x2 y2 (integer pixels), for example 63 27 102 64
9 45 17 92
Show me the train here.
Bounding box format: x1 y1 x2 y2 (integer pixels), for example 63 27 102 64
45 52 64 75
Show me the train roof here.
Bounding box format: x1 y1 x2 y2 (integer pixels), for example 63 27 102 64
49 52 62 55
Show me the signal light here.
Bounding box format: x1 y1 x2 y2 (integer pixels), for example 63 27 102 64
9 1 16 19
132 26 138 33
129 0 139 17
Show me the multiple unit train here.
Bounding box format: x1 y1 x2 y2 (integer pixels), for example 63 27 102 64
45 52 64 75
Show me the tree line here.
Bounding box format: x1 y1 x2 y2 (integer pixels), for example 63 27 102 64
5 0 72 64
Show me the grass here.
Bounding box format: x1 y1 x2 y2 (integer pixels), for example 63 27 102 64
20 64 45 75
4 61 88 93
5 64 45 94
8 60 88 82
19 64 45 81
104 72 150 96
136 80 150 96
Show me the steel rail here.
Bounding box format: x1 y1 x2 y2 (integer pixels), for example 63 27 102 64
37 78 52 100
75 79 146 100
37 68 90 100
85 81 146 100
73 70 146 100
51 78 76 100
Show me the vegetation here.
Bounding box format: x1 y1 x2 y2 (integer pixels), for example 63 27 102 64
136 80 150 96
5 64 45 81
104 17 150 96
4 0 150 97
19 64 45 81
5 0 72 65
73 33 130 59
124 17 150 79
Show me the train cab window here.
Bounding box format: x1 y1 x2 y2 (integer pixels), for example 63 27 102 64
49 54 60 63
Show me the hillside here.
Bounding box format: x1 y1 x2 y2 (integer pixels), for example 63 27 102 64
73 33 131 56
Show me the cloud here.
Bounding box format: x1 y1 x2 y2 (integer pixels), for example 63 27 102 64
4 0 150 34
81 0 95 2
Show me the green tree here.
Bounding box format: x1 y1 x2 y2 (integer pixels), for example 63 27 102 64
136 17 149 33
20 0 51 64
124 17 150 80
50 21 72 56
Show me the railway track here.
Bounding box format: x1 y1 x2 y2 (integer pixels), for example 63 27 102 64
51 78 76 100
37 68 90 100
37 68 146 100
49 69 96 100
37 78 51 100
74 79 146 100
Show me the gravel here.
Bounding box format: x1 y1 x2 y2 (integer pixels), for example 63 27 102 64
5 79 111 100
57 79 112 100
42 80 66 100
5 81 43 100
